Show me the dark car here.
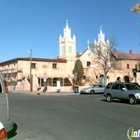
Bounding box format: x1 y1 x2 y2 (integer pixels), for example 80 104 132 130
104 82 140 104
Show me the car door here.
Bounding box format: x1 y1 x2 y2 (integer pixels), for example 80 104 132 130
117 84 127 99
110 83 121 98
93 85 99 93
0 75 9 122
98 85 105 93
93 85 101 93
111 83 122 99
111 83 127 99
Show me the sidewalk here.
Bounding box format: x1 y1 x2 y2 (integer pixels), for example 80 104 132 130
9 90 79 96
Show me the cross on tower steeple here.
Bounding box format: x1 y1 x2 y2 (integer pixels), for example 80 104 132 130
87 40 90 48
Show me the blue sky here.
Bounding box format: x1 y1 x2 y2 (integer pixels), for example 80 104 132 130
0 0 139 62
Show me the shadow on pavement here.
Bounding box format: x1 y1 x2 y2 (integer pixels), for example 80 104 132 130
100 99 140 105
80 93 104 95
7 123 18 139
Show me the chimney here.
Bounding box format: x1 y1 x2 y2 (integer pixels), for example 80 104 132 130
129 50 132 54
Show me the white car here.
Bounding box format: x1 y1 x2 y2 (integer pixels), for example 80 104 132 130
80 84 105 94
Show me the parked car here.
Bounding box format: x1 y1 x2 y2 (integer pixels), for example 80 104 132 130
0 71 14 134
80 84 105 94
0 122 7 140
104 82 140 104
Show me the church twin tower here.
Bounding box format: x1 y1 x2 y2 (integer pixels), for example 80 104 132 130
59 20 76 59
59 20 109 59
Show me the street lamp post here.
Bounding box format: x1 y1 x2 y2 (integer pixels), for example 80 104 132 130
26 48 32 92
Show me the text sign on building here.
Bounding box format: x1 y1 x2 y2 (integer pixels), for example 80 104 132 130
43 71 47 82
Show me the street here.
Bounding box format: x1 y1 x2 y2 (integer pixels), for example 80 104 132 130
7 92 140 140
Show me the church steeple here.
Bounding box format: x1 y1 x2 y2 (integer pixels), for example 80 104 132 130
64 20 71 38
94 26 110 62
100 26 103 34
98 26 105 44
59 20 76 59
66 20 69 29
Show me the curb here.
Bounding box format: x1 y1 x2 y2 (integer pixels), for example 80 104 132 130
9 90 78 96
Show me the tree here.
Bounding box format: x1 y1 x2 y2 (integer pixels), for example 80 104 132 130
131 3 140 13
91 36 118 86
72 59 84 85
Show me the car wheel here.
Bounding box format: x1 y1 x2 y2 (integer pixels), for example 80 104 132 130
106 94 113 102
129 96 137 105
90 90 94 94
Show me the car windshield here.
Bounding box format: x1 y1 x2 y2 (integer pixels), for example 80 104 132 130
125 83 140 90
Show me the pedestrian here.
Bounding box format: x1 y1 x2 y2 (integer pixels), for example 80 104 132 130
116 77 121 82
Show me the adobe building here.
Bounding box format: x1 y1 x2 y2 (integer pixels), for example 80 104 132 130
0 21 140 92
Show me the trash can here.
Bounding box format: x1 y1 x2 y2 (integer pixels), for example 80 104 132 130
74 85 79 93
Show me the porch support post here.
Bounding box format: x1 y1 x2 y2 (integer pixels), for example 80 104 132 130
52 78 53 86
63 78 64 86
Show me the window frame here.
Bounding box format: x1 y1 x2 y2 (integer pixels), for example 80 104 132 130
87 61 91 67
31 63 36 69
52 63 57 69
127 64 129 69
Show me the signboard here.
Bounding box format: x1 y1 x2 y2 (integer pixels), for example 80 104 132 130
43 71 47 82
57 81 60 90
44 78 46 82
43 72 47 78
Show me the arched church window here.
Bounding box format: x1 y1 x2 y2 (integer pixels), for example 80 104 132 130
97 48 100 57
62 45 65 54
103 47 107 57
69 45 72 53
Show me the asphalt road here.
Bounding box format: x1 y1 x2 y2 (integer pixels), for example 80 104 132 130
7 92 140 140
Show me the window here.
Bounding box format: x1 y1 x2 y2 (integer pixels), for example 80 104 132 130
69 45 72 53
83 76 86 79
87 61 91 67
125 83 140 90
106 83 112 89
120 84 125 89
127 64 129 69
97 48 100 58
31 63 36 69
52 63 57 69
98 85 103 87
112 84 120 90
103 47 107 57
62 45 65 54
135 64 137 70
87 52 91 58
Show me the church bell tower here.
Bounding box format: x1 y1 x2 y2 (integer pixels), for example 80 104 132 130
59 20 76 59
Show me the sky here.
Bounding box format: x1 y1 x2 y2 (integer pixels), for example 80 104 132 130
0 0 139 62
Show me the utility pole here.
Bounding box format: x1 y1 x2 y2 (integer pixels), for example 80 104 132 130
26 48 32 92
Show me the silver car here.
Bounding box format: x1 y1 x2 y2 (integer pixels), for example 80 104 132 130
80 84 105 94
104 82 140 104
